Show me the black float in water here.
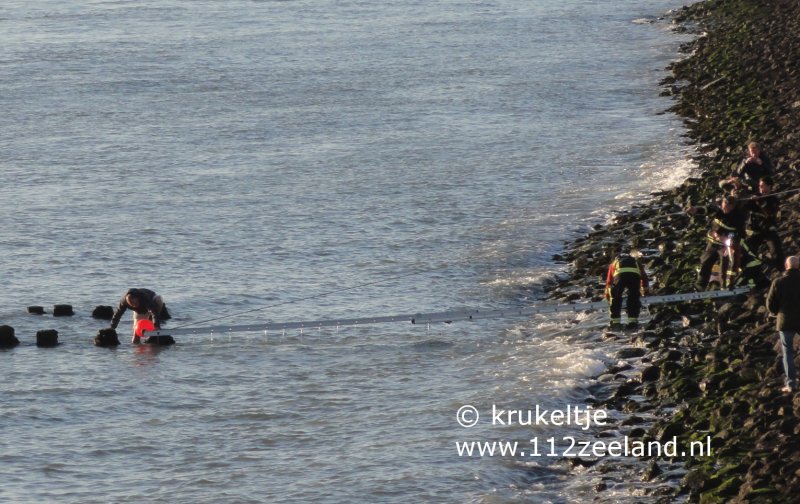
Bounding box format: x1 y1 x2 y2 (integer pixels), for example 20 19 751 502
36 329 59 347
94 328 120 347
0 325 20 348
145 335 176 346
53 305 74 317
28 306 45 315
92 305 114 320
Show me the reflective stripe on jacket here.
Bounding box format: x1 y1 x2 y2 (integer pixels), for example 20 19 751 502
605 256 649 296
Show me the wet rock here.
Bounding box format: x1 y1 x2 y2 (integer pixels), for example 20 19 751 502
641 365 661 382
27 306 45 315
662 349 684 362
665 377 701 399
92 305 115 320
569 457 598 468
682 468 708 492
655 326 676 341
653 420 685 443
0 325 19 348
621 400 643 413
573 256 589 269
643 461 663 482
36 329 59 347
94 328 120 347
613 380 641 398
621 415 645 426
145 335 176 345
52 305 74 317
608 362 633 374
629 427 647 438
616 347 646 359
659 360 682 378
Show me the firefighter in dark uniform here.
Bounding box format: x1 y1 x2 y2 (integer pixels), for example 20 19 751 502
688 195 748 290
605 252 649 328
746 176 784 269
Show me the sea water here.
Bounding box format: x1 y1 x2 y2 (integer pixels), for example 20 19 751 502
1 1 693 502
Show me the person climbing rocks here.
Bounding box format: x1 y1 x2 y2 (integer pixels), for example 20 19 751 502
746 176 784 269
605 251 649 329
688 195 748 290
720 141 774 195
109 288 171 343
766 256 800 393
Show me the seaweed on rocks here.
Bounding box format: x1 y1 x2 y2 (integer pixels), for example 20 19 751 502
550 1 800 502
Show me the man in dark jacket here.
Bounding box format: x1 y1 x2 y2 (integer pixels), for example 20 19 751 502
746 176 784 269
766 256 800 393
110 288 170 343
720 141 774 194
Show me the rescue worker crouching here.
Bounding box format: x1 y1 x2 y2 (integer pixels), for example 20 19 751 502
687 195 747 291
109 288 171 344
605 252 649 329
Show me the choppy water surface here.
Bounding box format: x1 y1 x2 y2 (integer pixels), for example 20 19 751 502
1 1 693 502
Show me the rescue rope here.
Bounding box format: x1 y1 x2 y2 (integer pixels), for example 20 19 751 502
167 265 448 331
145 287 749 337
747 187 800 200
155 186 796 336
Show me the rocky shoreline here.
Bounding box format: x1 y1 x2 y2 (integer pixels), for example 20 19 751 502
550 1 800 502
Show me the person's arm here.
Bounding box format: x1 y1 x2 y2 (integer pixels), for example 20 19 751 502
605 262 615 300
766 280 780 315
110 295 128 330
735 158 748 178
639 264 649 292
762 154 774 174
687 204 713 216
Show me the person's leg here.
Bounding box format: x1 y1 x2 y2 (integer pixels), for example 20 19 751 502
151 295 165 325
778 330 797 391
697 244 720 289
609 282 624 326
766 230 785 269
132 310 147 343
721 252 731 289
625 276 641 325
